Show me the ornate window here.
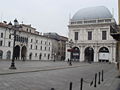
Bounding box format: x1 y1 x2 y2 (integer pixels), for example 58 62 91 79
45 47 46 50
9 34 11 39
1 33 3 38
49 47 50 51
88 31 92 40
0 41 3 46
36 40 38 43
102 31 107 40
74 32 78 40
40 46 42 50
0 50 3 59
8 42 11 47
30 45 32 49
36 45 37 50
35 53 37 57
31 39 33 43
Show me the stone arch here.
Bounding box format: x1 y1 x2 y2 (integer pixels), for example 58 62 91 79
0 50 3 59
71 47 80 62
84 47 94 62
98 46 110 53
6 51 11 59
98 47 109 62
14 45 20 60
21 46 27 61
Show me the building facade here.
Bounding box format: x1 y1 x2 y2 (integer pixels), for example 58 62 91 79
0 20 54 61
44 33 68 61
66 6 117 63
58 36 68 60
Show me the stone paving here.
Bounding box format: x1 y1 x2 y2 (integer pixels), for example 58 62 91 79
0 60 89 75
83 67 120 90
0 60 119 90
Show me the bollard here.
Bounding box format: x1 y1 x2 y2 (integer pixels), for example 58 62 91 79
98 72 101 84
94 73 97 87
101 70 104 82
51 88 55 90
80 78 83 90
69 82 72 90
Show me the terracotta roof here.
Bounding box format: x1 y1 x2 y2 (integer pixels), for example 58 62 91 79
0 22 7 28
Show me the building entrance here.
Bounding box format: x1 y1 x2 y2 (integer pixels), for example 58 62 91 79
6 51 11 59
21 46 27 61
14 45 20 60
84 47 94 62
71 47 80 62
98 47 109 62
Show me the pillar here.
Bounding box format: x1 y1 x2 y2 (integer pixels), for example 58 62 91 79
113 44 116 62
80 46 84 62
109 46 113 62
94 46 98 62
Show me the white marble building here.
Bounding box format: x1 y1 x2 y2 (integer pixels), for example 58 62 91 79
0 20 54 61
66 6 117 63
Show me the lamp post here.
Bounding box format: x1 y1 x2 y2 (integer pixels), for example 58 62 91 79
68 39 74 62
8 19 20 69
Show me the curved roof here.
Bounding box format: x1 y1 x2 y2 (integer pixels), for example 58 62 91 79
71 6 112 21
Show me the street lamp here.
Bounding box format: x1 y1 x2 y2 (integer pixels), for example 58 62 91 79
68 39 74 64
69 39 74 48
8 19 20 69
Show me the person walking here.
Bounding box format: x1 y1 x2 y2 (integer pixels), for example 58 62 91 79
69 59 72 66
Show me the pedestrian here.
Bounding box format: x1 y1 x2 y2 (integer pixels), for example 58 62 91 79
67 58 69 63
69 59 72 66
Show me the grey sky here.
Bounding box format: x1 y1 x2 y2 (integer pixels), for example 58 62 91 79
0 0 118 37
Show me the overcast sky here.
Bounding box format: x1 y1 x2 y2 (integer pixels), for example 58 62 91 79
0 0 118 37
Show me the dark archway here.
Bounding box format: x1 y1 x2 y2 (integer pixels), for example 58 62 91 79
29 53 32 60
6 51 11 59
71 47 80 62
98 47 109 62
39 53 42 60
14 45 20 60
0 50 3 59
21 46 27 61
84 47 94 62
